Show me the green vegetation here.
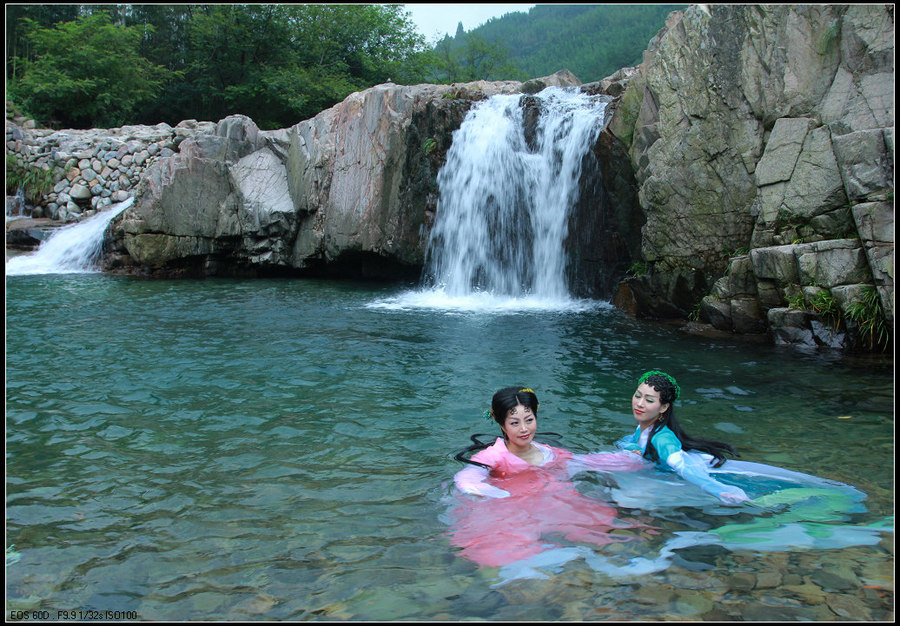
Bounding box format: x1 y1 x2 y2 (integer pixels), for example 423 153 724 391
786 283 891 352
688 300 702 322
8 12 171 128
465 4 687 82
785 289 806 311
427 32 524 83
627 261 648 277
6 154 58 204
7 4 428 129
845 286 891 352
808 288 841 330
6 4 682 130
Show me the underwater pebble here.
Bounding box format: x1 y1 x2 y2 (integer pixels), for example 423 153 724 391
672 589 714 615
810 568 858 592
634 584 676 606
826 593 873 620
726 571 756 591
782 580 828 604
755 570 782 589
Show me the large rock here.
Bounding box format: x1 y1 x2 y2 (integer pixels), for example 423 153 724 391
233 147 296 265
109 73 583 278
609 4 893 349
852 200 894 321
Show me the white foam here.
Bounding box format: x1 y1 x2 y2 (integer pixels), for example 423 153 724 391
366 288 611 313
6 198 133 276
422 87 608 300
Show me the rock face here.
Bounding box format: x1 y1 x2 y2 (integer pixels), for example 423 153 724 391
606 4 893 349
108 72 583 278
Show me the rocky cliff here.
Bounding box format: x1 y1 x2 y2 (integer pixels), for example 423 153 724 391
606 4 893 350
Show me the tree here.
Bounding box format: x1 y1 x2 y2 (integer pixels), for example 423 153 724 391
169 4 427 128
7 4 428 129
428 33 524 83
464 4 686 82
6 4 82 80
8 12 171 128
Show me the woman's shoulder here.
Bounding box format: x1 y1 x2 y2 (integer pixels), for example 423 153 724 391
651 425 682 446
470 437 509 465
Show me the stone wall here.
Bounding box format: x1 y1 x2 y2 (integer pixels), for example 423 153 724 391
6 118 221 223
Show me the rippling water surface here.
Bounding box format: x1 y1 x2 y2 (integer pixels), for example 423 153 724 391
6 276 893 620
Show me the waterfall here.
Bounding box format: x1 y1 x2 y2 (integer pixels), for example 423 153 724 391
372 87 608 312
6 188 27 221
6 197 134 276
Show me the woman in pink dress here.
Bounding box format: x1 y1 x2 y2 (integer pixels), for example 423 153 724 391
448 386 648 568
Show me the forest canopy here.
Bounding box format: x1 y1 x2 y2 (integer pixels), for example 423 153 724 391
464 4 685 82
6 4 684 130
7 4 427 129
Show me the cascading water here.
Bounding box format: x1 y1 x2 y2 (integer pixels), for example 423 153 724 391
6 197 134 276
6 188 27 221
373 87 608 312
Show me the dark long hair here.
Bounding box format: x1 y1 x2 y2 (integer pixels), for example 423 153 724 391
640 372 738 467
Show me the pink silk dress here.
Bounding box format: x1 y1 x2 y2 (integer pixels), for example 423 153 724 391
449 437 648 567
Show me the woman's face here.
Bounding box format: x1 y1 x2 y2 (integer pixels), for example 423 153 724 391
500 403 537 452
632 383 669 429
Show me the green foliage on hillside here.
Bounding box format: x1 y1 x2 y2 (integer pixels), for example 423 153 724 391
426 33 526 83
5 4 681 129
464 4 687 82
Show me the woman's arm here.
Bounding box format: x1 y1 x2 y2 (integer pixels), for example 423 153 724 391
652 428 748 503
664 450 750 503
454 464 510 498
572 451 647 472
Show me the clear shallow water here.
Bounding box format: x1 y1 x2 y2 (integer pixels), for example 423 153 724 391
6 275 894 620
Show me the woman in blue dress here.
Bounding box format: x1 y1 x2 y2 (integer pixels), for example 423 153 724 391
446 371 890 583
618 370 751 503
592 369 890 579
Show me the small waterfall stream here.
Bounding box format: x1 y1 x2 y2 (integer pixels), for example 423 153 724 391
423 87 607 302
373 86 609 312
6 188 27 221
6 197 133 275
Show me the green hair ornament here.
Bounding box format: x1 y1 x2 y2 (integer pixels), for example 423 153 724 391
638 370 681 401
